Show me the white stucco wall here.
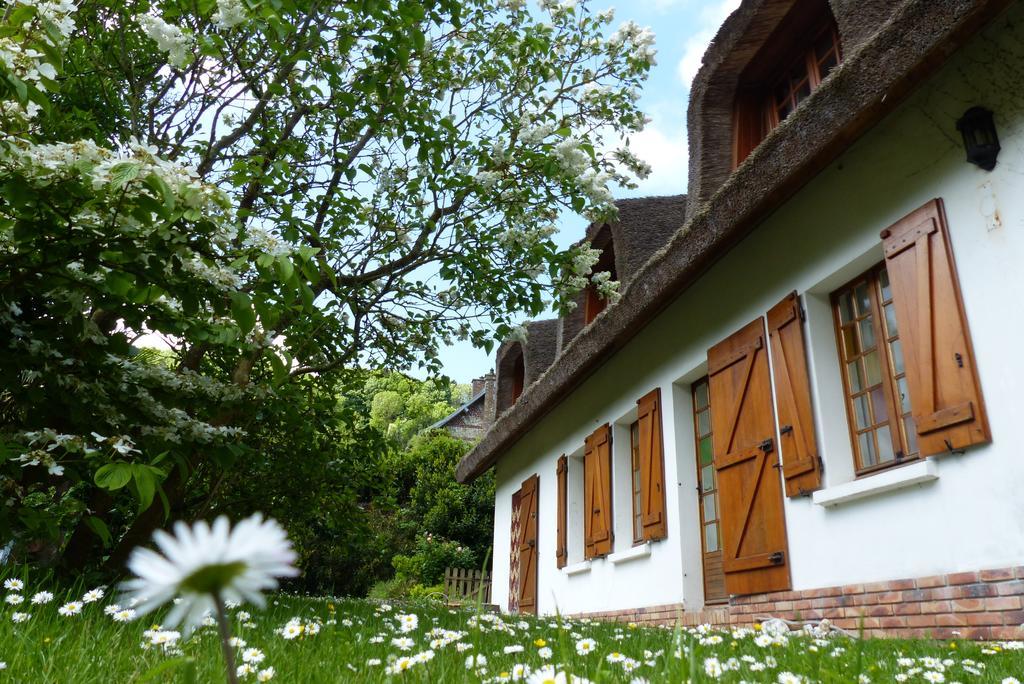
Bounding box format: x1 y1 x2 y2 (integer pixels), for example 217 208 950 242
491 6 1024 616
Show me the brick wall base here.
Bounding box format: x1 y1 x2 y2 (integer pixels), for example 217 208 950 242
568 565 1024 640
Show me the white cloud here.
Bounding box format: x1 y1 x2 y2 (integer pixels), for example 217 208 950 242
624 120 690 196
676 0 741 88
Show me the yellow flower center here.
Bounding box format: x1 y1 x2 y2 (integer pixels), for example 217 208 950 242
181 561 247 594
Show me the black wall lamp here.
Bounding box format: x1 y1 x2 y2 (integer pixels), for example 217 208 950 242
956 106 1000 171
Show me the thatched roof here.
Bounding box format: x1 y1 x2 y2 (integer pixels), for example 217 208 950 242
457 0 1014 483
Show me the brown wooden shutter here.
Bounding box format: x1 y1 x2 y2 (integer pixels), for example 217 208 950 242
516 474 539 614
556 455 568 569
583 424 613 559
767 292 823 497
637 388 668 541
708 317 791 596
881 199 990 455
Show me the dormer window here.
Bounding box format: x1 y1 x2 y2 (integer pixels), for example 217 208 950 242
584 235 617 325
733 0 841 167
511 353 525 404
767 25 840 127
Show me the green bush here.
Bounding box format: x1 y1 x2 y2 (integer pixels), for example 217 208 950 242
366 576 415 600
393 533 477 586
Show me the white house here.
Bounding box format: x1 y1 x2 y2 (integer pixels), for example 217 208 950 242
456 0 1024 639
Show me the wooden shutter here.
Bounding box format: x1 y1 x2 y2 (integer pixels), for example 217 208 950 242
556 455 568 569
767 292 822 497
708 317 791 596
881 199 990 455
583 424 613 559
637 388 668 541
516 474 539 614
508 488 522 613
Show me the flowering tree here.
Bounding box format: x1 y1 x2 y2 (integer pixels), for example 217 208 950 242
0 0 655 570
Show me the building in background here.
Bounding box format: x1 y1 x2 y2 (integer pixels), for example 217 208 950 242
456 0 1024 640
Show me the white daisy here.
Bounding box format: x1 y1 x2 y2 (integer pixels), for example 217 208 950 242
58 601 83 616
5 594 23 605
11 612 30 623
31 591 53 605
121 514 298 636
3 579 23 591
241 648 265 664
82 588 105 603
256 668 275 682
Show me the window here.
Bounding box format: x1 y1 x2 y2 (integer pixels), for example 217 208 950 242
692 378 726 603
511 353 525 404
832 264 918 474
765 26 841 129
629 421 642 544
733 0 841 166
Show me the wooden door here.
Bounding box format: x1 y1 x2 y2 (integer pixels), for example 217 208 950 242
708 318 791 595
692 377 727 603
516 474 539 614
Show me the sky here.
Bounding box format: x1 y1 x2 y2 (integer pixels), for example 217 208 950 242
430 0 741 384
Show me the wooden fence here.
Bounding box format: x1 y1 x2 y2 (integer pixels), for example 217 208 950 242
443 567 492 604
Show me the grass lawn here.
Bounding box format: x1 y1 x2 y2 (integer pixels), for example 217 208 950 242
1 578 1023 682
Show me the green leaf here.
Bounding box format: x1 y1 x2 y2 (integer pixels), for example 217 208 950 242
5 74 27 104
131 464 159 513
230 291 256 335
84 515 112 547
105 271 134 297
109 162 140 190
94 463 132 490
143 173 176 214
275 256 294 282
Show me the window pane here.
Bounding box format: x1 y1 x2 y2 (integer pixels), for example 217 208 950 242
695 381 709 410
878 267 891 301
869 386 888 424
904 415 919 455
838 292 855 324
897 376 911 415
842 326 858 358
705 522 719 552
884 302 898 335
859 431 877 467
859 317 876 350
774 81 790 106
701 465 714 491
815 32 835 61
700 436 714 465
633 471 641 489
854 394 871 429
848 361 864 393
864 350 882 387
703 493 717 522
890 339 905 375
697 409 711 438
818 51 838 79
793 78 812 105
876 424 895 464
854 283 871 316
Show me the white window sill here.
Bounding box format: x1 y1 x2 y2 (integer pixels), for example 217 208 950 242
813 459 939 507
609 542 653 565
563 560 592 576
